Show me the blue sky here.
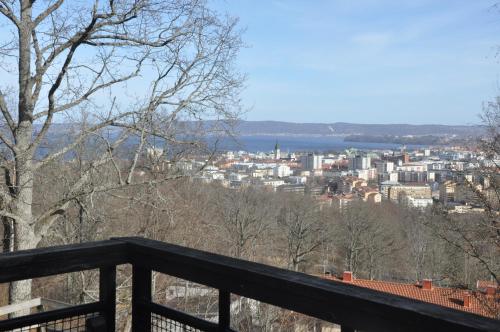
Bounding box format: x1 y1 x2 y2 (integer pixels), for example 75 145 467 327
212 0 500 125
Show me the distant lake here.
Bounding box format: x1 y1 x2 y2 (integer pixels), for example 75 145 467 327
35 134 426 160
214 135 425 153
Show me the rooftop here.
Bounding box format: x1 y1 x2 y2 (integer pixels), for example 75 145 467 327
324 272 499 319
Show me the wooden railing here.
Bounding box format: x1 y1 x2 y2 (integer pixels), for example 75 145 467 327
0 237 498 332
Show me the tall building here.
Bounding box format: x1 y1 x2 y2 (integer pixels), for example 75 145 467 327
349 155 371 170
301 153 323 170
274 141 281 160
375 161 394 173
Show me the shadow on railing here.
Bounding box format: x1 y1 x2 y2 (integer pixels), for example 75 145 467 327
0 237 498 332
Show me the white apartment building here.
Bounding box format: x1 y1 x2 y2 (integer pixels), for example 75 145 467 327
402 196 433 209
273 165 291 178
354 168 377 181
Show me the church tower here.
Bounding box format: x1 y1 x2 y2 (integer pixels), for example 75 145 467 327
274 141 281 160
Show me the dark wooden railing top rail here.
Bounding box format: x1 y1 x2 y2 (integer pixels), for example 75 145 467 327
0 237 499 332
0 240 128 283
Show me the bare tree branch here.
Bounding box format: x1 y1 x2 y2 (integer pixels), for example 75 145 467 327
0 90 15 134
32 0 64 27
0 1 20 28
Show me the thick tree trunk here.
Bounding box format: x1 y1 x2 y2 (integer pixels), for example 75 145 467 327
9 157 36 316
8 0 36 316
8 130 36 314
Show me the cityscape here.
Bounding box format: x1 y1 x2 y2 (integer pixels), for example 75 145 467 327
169 141 495 213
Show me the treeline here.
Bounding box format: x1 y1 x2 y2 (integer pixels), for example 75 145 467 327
41 176 492 286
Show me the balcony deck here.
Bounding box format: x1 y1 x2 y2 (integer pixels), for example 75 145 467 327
0 237 498 332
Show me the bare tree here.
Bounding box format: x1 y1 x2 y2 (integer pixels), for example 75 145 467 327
428 100 499 286
401 209 432 281
335 202 371 275
216 187 273 259
0 0 243 308
276 194 327 272
334 202 397 279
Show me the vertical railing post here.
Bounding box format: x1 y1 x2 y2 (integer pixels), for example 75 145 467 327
218 290 230 331
132 266 152 332
99 266 116 332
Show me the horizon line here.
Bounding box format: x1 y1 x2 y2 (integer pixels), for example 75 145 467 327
237 119 482 127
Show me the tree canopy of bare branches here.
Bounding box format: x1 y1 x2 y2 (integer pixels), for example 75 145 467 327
0 0 243 307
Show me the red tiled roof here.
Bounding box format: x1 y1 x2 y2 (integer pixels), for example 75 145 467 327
321 274 499 319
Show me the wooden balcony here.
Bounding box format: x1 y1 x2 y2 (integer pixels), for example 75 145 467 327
0 237 498 331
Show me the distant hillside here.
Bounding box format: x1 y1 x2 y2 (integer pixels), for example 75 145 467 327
233 121 482 137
